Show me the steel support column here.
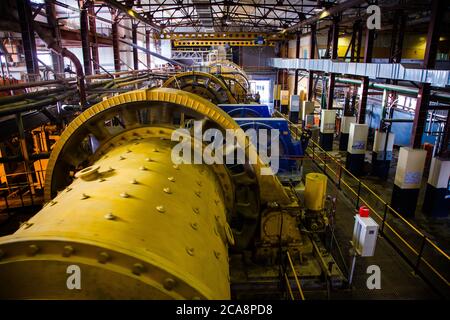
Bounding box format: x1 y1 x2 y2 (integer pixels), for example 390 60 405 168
440 112 450 156
326 17 339 110
132 23 139 70
44 0 64 77
357 28 375 124
111 12 121 72
307 23 316 101
79 0 92 76
355 22 363 62
277 40 289 90
283 41 289 89
16 0 39 81
385 8 406 116
294 32 301 95
389 9 406 64
412 86 431 149
411 0 445 148
88 3 100 74
145 30 151 68
358 78 370 124
351 20 363 62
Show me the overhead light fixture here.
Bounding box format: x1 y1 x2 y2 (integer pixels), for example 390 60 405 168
222 15 231 25
319 10 330 19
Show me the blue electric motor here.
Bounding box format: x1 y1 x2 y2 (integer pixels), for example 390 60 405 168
217 104 272 118
234 118 305 176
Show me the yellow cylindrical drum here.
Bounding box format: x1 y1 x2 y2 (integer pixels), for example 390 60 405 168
304 173 327 211
299 89 307 102
0 127 231 299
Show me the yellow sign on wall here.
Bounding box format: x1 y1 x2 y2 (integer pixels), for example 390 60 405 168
273 84 281 100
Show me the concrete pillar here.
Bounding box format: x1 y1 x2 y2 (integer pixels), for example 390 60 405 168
302 101 315 128
371 130 395 179
319 109 336 151
273 84 281 111
422 157 450 217
391 147 427 217
339 116 356 151
280 90 289 115
289 94 300 124
346 123 368 176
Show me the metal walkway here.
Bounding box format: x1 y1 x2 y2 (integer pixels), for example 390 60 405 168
302 160 440 299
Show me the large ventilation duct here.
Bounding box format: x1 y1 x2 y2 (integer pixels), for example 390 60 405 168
193 0 215 32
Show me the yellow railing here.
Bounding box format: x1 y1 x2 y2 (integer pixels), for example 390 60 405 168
284 251 306 300
277 111 450 296
0 169 46 210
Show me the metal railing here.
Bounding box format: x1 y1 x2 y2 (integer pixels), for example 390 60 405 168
0 169 46 211
282 251 306 300
277 111 450 297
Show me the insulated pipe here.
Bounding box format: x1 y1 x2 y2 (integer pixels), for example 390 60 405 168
0 78 76 92
0 90 76 116
0 87 71 105
58 48 87 107
335 78 450 102
119 39 187 68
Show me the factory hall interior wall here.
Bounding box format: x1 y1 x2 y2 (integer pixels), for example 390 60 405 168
244 31 448 104
240 46 276 68
285 31 449 61
241 46 277 103
335 33 449 60
286 36 313 96
365 103 446 147
288 35 312 59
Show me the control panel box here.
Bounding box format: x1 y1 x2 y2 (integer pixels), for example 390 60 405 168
352 214 379 257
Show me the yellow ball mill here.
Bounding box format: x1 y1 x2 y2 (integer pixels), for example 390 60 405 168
0 88 290 299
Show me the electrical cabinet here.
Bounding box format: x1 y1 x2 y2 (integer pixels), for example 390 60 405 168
352 214 379 257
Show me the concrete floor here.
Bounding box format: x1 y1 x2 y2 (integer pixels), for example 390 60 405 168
326 142 450 252
302 158 442 299
302 133 450 299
